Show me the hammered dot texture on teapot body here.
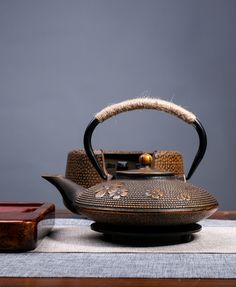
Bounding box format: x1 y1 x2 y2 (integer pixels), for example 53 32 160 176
76 180 217 210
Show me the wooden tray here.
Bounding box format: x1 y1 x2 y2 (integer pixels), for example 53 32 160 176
0 202 55 252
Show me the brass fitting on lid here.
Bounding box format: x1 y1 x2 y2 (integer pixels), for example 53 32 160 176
139 153 153 167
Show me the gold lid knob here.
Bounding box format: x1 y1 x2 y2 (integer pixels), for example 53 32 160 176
139 153 153 167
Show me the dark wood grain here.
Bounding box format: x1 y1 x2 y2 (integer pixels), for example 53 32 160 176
209 210 236 220
0 278 235 287
0 209 235 287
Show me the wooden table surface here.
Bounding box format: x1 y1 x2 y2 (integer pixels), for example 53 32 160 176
0 210 236 287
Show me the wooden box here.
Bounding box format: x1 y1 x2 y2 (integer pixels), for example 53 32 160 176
0 202 55 251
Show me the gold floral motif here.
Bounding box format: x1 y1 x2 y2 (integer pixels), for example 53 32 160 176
146 189 164 199
95 183 128 199
177 192 191 201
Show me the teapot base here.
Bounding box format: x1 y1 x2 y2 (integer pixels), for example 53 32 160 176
90 222 201 246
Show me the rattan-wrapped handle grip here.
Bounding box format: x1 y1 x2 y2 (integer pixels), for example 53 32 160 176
96 98 196 124
84 98 207 180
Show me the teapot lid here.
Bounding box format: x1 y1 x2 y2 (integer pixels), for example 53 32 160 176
116 153 175 179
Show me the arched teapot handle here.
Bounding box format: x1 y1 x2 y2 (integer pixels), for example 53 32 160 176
83 98 207 180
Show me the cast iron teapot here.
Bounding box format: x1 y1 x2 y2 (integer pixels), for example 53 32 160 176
43 98 218 227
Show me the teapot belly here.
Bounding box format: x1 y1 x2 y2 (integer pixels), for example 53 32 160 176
79 205 218 226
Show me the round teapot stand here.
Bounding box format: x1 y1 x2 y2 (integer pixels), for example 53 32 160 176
90 223 202 246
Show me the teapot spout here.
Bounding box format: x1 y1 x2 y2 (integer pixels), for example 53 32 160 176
42 174 87 214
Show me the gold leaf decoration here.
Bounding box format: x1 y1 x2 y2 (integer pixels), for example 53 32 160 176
121 190 128 197
177 192 191 201
95 190 107 198
94 183 128 199
146 189 164 199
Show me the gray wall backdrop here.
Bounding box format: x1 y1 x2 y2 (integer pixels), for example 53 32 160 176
0 0 235 210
